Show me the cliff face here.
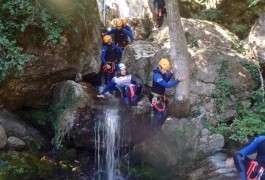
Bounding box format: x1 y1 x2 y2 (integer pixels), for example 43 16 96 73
0 0 103 110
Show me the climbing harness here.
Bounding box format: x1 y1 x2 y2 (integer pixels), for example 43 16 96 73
102 62 115 73
247 161 265 180
154 9 163 19
151 92 166 112
117 43 126 49
129 84 135 102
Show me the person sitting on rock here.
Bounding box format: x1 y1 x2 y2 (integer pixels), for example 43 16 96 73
97 63 142 107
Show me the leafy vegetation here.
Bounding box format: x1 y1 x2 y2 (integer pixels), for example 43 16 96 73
51 84 75 149
130 166 160 180
192 0 264 39
211 58 233 122
185 33 198 48
0 150 56 179
0 0 80 84
193 9 223 23
208 58 265 143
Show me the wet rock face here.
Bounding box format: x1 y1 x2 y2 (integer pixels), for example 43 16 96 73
71 106 94 148
51 80 98 148
0 0 102 110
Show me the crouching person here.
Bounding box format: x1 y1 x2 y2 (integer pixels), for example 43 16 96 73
97 63 142 108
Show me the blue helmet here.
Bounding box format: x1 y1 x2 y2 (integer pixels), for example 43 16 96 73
118 63 126 70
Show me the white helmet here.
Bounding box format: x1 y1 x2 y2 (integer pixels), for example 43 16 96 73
118 63 126 70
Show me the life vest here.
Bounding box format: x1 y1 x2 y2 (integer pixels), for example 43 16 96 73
151 67 167 95
114 29 128 47
104 44 117 62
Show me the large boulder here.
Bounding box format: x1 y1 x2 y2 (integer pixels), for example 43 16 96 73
51 80 98 148
130 115 225 175
188 152 239 180
0 0 102 110
0 109 42 141
247 13 265 66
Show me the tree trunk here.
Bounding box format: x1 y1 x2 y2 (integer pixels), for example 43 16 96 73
165 0 190 117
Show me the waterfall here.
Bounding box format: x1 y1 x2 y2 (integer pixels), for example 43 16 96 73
115 0 129 18
94 108 130 180
105 109 120 180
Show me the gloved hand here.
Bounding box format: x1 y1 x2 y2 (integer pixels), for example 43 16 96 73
106 64 111 69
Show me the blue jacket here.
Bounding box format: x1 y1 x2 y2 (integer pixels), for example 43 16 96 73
151 66 179 95
104 28 134 44
240 136 265 167
124 25 133 35
101 43 122 65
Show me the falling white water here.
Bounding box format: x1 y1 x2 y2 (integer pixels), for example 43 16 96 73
94 108 132 180
115 0 129 18
105 109 120 180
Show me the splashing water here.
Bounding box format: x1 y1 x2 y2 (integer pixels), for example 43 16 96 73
94 108 130 180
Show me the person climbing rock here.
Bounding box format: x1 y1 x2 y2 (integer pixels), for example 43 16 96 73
153 0 166 28
101 35 123 86
121 18 133 47
226 136 265 180
121 18 133 35
103 19 134 50
150 58 185 130
97 63 142 107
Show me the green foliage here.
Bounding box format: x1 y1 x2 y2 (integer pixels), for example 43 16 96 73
212 58 233 122
209 88 265 143
189 109 202 118
208 56 265 143
247 0 265 7
130 165 160 180
51 85 75 149
16 108 52 131
240 60 261 83
0 36 34 84
194 9 223 23
185 33 198 48
0 0 81 84
231 24 249 36
0 150 56 179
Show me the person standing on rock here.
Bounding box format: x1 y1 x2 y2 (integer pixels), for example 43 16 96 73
103 19 134 50
153 0 166 28
226 136 265 180
150 58 185 130
101 35 123 86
